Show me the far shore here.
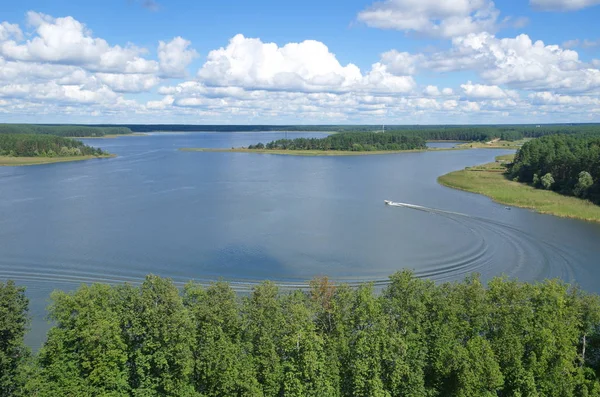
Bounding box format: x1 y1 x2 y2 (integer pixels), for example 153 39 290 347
438 154 600 223
179 147 462 156
0 154 116 166
75 133 148 139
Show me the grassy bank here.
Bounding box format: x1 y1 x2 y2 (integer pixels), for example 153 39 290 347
0 154 115 166
438 154 600 222
179 147 461 156
455 138 531 150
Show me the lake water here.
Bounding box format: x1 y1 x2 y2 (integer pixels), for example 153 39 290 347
2 131 600 347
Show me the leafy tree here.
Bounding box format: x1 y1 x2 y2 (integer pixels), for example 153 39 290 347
575 171 594 198
184 281 260 396
0 281 29 397
117 275 196 396
541 173 555 190
32 284 129 396
242 282 285 397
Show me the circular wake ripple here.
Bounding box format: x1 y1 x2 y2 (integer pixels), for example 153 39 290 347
0 204 577 292
389 204 576 284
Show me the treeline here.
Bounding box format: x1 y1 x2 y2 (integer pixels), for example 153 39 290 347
249 132 427 151
0 134 105 157
510 135 600 204
0 124 132 137
89 124 600 138
3 272 600 396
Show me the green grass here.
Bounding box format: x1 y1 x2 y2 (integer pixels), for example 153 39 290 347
0 154 115 166
456 138 531 150
179 147 461 156
438 154 600 223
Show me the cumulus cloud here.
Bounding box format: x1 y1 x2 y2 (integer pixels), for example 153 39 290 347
0 12 158 74
461 81 518 99
423 85 441 96
530 0 600 11
425 32 600 93
95 73 160 93
379 50 423 75
357 0 501 38
0 22 22 41
158 37 198 78
197 34 415 94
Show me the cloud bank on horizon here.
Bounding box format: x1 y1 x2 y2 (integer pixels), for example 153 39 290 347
1 0 600 124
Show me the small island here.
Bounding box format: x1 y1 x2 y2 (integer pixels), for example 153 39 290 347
0 134 113 166
181 131 433 156
439 135 600 222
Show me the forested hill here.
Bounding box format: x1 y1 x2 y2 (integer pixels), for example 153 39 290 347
0 124 131 137
0 134 106 157
510 135 600 204
249 132 427 151
3 273 600 396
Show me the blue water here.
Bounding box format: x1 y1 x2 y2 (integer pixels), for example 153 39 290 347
1 131 600 347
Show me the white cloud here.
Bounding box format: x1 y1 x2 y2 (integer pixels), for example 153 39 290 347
158 37 198 78
562 39 600 49
529 91 600 105
530 0 600 11
426 32 600 93
357 0 500 38
423 85 441 96
95 73 160 93
147 95 174 109
0 12 158 74
0 81 118 104
197 34 415 94
442 87 454 95
461 81 518 99
379 50 422 75
0 22 22 41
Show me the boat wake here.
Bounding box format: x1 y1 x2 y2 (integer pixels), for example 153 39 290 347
384 200 576 283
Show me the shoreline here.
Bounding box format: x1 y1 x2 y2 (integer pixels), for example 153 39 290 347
0 154 116 166
179 147 461 156
74 133 148 139
438 155 600 223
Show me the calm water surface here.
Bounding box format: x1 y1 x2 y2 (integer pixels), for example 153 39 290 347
1 131 600 346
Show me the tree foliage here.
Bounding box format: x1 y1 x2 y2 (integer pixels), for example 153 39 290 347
0 124 132 137
0 134 105 157
249 132 427 151
0 281 29 397
3 272 600 395
510 135 600 203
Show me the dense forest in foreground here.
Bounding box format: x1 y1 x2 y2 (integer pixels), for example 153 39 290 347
0 124 132 137
0 134 106 157
510 135 600 204
249 132 427 151
2 273 600 396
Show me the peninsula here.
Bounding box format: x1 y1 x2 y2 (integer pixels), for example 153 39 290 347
0 134 113 166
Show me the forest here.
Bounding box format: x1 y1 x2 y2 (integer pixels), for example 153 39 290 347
0 134 106 157
2 123 600 141
249 132 427 151
2 272 600 396
0 124 132 137
510 135 600 204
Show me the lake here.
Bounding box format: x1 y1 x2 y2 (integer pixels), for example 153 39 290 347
2 131 600 347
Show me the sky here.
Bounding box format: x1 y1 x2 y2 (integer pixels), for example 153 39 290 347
2 0 600 124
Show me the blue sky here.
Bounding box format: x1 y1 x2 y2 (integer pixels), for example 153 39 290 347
2 0 600 124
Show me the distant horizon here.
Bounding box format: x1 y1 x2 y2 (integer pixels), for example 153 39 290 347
3 122 599 127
